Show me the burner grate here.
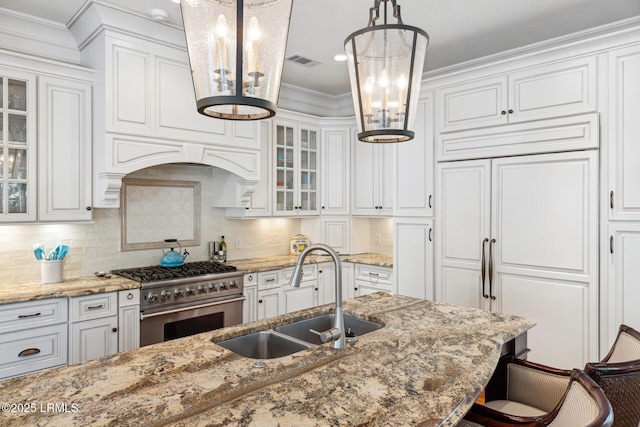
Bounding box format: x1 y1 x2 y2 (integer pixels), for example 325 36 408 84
112 261 237 283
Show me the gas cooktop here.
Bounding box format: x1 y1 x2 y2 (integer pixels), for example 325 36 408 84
112 261 238 283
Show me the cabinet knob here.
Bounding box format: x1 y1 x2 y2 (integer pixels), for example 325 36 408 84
501 110 507 115
112 327 118 333
86 206 92 211
258 299 263 303
508 109 514 114
127 292 134 300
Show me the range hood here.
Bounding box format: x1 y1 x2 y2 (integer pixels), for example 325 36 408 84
69 1 260 208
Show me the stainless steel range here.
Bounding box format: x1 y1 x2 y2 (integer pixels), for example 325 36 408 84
112 261 245 347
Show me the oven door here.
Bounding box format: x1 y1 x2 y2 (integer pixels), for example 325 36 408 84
139 296 244 347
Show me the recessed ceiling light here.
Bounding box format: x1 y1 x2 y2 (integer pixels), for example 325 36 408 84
151 8 168 20
334 54 347 62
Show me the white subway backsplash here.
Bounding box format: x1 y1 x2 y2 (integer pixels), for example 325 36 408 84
0 164 390 285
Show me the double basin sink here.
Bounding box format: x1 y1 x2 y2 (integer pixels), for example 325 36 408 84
217 314 383 359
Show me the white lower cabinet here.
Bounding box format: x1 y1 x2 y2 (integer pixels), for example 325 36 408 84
436 150 598 369
353 264 394 296
282 265 319 314
394 218 434 300
69 292 118 364
256 271 283 321
0 298 68 379
243 273 258 324
606 223 640 350
118 289 140 352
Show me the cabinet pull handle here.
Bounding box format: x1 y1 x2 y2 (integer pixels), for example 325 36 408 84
265 278 275 283
369 272 379 276
18 348 41 357
87 304 105 310
18 312 41 319
428 195 432 209
481 238 489 299
610 191 614 209
127 293 134 300
610 235 614 254
428 228 432 242
489 239 496 300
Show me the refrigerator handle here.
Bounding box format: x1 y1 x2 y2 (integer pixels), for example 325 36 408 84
489 239 497 300
481 238 489 299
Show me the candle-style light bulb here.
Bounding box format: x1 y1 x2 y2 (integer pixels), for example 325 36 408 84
363 76 374 116
380 69 389 111
397 73 407 112
216 14 229 74
247 16 261 74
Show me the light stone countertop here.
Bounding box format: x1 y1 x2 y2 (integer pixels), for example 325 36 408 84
0 254 391 306
0 275 140 305
0 293 535 426
231 253 393 274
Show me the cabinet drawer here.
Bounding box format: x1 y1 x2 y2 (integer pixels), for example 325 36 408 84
281 264 318 283
0 323 68 379
118 289 140 308
257 271 280 290
0 298 68 334
70 292 117 322
355 264 393 285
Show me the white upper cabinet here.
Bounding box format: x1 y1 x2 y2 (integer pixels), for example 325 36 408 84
608 44 640 220
352 134 394 216
394 97 434 217
435 56 597 134
320 126 350 215
273 120 320 216
38 76 92 221
0 68 37 222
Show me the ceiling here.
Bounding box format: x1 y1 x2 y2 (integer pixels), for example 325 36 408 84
2 0 639 96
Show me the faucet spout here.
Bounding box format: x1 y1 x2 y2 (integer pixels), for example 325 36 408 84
288 243 345 349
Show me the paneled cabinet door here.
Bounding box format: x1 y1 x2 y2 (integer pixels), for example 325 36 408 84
394 218 434 300
273 121 320 216
243 284 258 324
257 288 282 320
436 56 596 134
437 151 598 369
69 316 118 364
606 223 640 352
0 68 37 222
352 137 393 216
118 289 140 352
38 76 92 221
394 97 434 217
320 127 350 215
282 281 318 314
608 44 640 220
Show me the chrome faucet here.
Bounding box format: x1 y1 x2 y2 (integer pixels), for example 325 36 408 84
288 243 346 349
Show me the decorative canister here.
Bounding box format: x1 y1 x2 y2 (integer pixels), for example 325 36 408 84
290 234 310 256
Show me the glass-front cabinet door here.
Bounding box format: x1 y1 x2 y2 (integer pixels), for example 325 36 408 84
273 121 320 216
0 70 36 222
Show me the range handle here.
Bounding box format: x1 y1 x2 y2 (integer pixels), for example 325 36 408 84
489 239 497 300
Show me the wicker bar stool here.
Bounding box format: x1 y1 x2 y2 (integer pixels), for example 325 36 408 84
585 325 640 427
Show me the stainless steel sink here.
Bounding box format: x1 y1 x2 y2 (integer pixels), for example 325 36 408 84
275 314 383 345
217 330 315 359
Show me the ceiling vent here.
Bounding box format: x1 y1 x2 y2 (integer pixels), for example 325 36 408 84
286 54 321 68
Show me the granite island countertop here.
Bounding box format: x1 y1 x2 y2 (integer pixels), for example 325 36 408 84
0 293 535 426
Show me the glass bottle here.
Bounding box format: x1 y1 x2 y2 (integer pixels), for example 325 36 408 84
219 236 227 262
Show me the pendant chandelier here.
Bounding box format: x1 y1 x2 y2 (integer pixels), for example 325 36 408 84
180 0 293 120
345 0 429 142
